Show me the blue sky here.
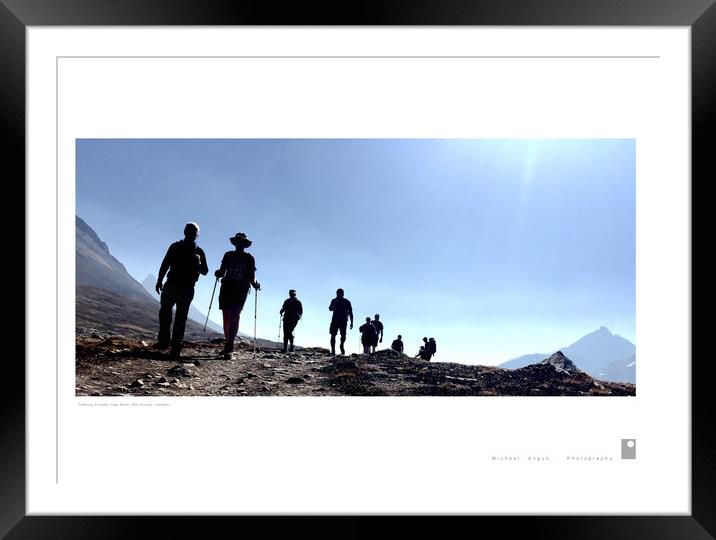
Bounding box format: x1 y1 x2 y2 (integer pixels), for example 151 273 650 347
76 139 635 364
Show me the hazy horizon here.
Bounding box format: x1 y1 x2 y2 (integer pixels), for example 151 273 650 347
77 139 635 365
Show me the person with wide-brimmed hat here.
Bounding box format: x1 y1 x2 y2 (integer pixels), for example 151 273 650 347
214 232 260 358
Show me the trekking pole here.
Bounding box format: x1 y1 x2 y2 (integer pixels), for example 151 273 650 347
203 277 219 332
253 287 258 360
278 313 282 344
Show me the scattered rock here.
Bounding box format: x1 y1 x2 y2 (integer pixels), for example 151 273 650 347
287 377 304 384
168 365 192 378
129 379 144 388
156 382 171 387
157 377 168 383
170 378 180 384
140 340 148 347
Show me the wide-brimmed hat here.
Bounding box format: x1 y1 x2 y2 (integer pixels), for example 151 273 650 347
229 232 252 247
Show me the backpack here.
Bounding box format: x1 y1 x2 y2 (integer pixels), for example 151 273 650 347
362 322 377 338
428 339 436 354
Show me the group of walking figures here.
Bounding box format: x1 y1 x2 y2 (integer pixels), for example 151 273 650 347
153 223 437 361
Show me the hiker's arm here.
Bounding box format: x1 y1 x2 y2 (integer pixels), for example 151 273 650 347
348 304 354 328
197 249 209 276
214 254 226 278
298 301 303 318
156 245 173 293
250 259 260 290
329 299 335 311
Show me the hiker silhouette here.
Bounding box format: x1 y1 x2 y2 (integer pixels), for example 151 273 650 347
391 335 404 354
280 289 303 353
416 337 433 360
154 222 208 358
359 317 378 354
328 288 353 355
428 337 437 358
370 314 384 353
214 232 260 359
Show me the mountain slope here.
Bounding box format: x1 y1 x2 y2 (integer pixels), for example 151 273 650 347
595 354 636 384
76 216 153 300
500 353 545 370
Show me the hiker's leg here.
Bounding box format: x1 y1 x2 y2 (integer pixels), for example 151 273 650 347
158 283 176 345
287 321 296 348
222 308 231 340
226 306 241 350
330 333 336 354
339 329 346 354
171 285 194 352
283 320 291 352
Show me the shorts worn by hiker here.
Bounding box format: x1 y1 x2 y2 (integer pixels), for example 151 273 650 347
330 320 348 336
218 279 251 311
158 280 195 352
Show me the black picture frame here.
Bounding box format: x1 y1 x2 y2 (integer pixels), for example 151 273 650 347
2 1 712 538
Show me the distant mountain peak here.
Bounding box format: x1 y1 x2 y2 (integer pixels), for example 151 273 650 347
141 274 157 289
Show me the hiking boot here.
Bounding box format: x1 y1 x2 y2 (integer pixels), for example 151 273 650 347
289 344 295 352
169 348 181 360
152 341 170 350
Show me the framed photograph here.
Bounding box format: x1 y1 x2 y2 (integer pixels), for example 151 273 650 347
4 0 712 537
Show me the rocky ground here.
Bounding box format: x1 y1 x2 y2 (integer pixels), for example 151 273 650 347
75 332 636 397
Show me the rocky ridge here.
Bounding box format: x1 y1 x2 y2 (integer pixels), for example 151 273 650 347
75 334 635 397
